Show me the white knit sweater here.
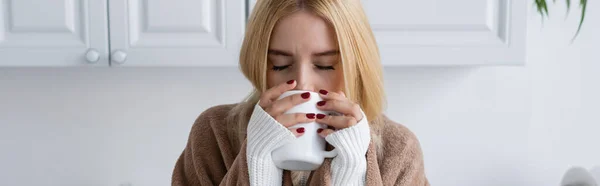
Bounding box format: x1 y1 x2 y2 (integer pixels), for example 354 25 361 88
246 102 370 186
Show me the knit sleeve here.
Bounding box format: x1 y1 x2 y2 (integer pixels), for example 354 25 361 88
304 113 430 186
171 105 245 186
324 110 370 186
246 102 297 185
171 103 296 186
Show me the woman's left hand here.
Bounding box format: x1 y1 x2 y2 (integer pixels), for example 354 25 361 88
315 89 364 138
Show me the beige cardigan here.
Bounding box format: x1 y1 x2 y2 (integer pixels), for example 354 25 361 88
172 104 429 185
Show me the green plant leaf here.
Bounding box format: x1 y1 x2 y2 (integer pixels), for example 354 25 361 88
534 0 586 41
542 0 550 17
534 0 544 19
572 0 587 40
535 0 549 18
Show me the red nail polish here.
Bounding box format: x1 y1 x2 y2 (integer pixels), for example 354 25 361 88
296 128 305 133
316 114 326 119
317 128 323 133
287 80 295 84
317 101 326 106
306 113 315 119
328 126 335 130
319 89 328 95
301 92 310 99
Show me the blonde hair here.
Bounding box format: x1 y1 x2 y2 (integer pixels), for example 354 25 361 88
226 0 386 159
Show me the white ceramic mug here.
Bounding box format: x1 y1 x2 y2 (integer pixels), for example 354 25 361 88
271 90 338 171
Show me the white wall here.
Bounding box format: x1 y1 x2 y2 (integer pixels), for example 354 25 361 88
525 1 600 185
1 2 599 186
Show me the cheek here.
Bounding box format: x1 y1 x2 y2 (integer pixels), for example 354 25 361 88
266 71 276 89
318 70 344 91
266 71 287 89
333 71 345 90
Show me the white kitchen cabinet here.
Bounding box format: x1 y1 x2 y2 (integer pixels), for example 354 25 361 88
249 0 526 65
0 0 109 66
108 0 245 66
1 0 524 67
0 0 244 67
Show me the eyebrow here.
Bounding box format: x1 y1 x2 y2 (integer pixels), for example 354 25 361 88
314 50 340 56
267 49 340 57
268 49 292 56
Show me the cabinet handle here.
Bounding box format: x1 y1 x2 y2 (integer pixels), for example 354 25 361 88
111 50 128 64
85 49 100 63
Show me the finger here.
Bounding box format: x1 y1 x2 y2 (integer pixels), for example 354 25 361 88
315 114 358 130
266 91 311 116
316 99 363 121
318 128 335 138
258 80 296 108
291 127 306 138
317 89 346 101
275 113 316 128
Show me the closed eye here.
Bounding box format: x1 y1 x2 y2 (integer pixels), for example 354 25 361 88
271 64 335 71
315 65 335 70
272 65 290 71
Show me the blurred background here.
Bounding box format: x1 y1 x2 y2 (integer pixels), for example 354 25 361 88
1 0 599 185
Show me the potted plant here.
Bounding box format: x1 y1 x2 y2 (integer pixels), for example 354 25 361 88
535 0 588 40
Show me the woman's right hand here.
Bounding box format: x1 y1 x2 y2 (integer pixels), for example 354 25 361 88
258 80 314 137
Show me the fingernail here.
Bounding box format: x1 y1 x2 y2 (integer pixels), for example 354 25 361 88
317 101 326 106
317 128 323 133
301 92 310 99
296 127 305 133
287 80 295 84
319 89 328 95
306 113 315 119
316 114 326 119
328 126 335 130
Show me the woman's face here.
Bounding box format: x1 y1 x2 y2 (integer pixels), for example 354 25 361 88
267 10 344 93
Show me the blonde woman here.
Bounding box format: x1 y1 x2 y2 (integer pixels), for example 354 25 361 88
172 0 429 185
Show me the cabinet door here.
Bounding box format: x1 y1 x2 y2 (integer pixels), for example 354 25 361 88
108 0 245 66
248 0 526 66
0 0 109 66
364 0 526 65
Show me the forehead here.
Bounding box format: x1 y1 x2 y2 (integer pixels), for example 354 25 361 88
269 10 338 51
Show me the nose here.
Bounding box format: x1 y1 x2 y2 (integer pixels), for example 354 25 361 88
292 62 315 91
